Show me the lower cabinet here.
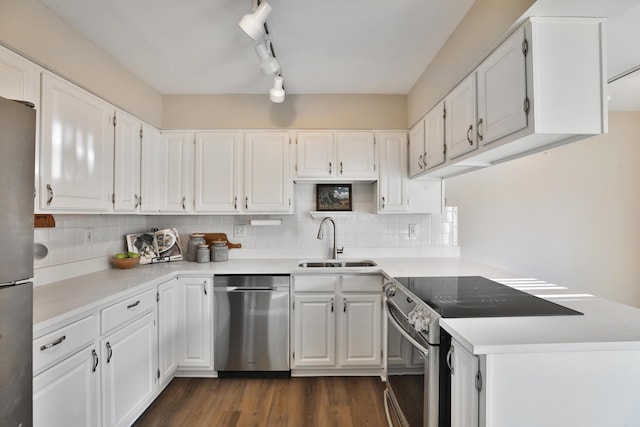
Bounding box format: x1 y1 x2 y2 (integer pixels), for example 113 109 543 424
176 276 213 371
100 311 158 427
291 274 382 372
158 278 179 384
448 338 480 427
33 346 100 427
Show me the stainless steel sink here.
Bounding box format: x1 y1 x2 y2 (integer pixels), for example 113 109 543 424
298 260 377 268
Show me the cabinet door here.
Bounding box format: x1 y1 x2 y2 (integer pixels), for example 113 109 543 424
101 311 158 427
158 279 179 384
177 277 213 370
295 131 334 178
0 45 40 104
113 109 141 212
336 131 376 179
446 74 477 160
159 132 193 213
33 346 100 427
244 131 292 213
408 119 425 178
292 294 336 367
424 101 446 169
140 124 162 213
339 293 382 367
377 131 408 213
477 26 527 146
194 131 242 212
40 73 114 211
449 339 479 427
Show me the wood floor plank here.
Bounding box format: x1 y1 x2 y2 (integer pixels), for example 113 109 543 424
134 376 387 427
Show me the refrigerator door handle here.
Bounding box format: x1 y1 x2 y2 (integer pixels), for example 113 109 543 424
40 335 66 351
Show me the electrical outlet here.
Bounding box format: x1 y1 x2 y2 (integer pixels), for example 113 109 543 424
84 228 94 245
234 224 246 238
408 224 419 240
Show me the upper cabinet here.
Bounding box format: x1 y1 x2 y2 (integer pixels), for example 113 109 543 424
409 101 446 178
414 17 607 179
0 45 40 105
244 131 293 213
140 124 163 213
40 73 114 212
158 132 194 213
113 109 142 213
295 131 376 181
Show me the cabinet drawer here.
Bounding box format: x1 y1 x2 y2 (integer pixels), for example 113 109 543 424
293 275 338 292
101 289 156 335
33 315 95 374
341 275 382 292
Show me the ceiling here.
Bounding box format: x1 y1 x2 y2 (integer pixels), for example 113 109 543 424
36 0 640 108
36 0 476 95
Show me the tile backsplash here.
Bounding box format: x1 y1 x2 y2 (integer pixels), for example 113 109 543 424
34 183 457 270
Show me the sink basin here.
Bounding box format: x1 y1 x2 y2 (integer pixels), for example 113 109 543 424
298 260 377 268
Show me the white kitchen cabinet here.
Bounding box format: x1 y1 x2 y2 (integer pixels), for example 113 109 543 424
291 274 382 372
445 74 477 160
159 131 193 213
113 109 141 213
177 276 213 371
476 26 528 146
295 131 376 180
378 131 443 214
33 346 100 427
292 293 337 367
0 44 40 105
40 72 114 212
157 278 179 385
244 131 293 213
194 131 243 213
101 311 158 427
424 101 446 169
408 118 425 178
140 123 162 213
448 338 480 427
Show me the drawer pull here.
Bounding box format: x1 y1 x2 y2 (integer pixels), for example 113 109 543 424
106 342 113 363
126 300 141 309
40 335 66 351
91 349 99 372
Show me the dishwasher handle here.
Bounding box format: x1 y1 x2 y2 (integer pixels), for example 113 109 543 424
216 286 281 292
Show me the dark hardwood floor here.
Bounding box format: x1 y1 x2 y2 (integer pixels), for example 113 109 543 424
133 376 388 427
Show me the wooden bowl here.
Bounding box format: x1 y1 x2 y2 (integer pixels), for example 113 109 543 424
111 256 140 269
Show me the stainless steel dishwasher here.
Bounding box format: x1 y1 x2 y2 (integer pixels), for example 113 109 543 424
214 274 290 377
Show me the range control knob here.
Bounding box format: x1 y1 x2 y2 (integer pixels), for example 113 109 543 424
383 281 397 297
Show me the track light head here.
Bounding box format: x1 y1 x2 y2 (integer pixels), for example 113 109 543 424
270 75 285 103
254 40 280 75
239 1 272 41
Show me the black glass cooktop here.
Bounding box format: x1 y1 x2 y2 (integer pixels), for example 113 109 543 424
393 276 582 318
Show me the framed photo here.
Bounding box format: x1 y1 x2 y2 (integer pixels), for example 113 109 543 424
316 184 352 211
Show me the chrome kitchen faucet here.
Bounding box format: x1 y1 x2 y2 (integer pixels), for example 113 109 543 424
317 217 343 260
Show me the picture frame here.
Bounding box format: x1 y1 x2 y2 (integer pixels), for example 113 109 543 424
316 184 352 211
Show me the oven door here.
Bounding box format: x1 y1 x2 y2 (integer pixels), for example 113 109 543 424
385 298 440 427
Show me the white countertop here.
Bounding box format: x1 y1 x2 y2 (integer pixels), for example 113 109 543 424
34 257 640 354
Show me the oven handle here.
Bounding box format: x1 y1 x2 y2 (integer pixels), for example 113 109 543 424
384 297 430 357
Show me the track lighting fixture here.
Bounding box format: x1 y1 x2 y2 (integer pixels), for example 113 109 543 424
269 75 285 103
239 1 272 41
254 40 280 75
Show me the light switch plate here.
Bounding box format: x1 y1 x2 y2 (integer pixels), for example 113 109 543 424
408 224 418 239
234 224 246 237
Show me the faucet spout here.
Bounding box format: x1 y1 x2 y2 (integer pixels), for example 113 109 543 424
316 217 343 260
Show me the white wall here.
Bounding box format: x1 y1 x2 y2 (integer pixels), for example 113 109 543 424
446 112 640 307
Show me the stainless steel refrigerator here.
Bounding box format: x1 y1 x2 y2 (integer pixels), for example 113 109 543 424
0 95 36 426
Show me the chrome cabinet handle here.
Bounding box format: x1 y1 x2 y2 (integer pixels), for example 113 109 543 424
46 184 54 205
245 196 249 210
477 118 484 142
106 342 113 363
381 196 385 209
40 335 66 351
182 196 186 210
423 152 427 168
234 196 238 210
446 345 454 374
343 298 346 312
466 124 473 145
339 161 343 175
203 281 208 295
330 298 334 312
91 349 99 372
418 154 424 170
134 194 140 209
126 300 140 309
329 162 332 174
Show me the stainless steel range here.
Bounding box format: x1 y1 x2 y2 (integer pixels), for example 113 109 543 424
383 276 582 427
